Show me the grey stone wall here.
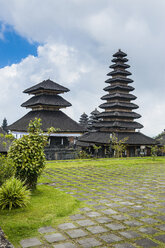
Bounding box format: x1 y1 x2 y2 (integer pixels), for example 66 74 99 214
44 147 77 160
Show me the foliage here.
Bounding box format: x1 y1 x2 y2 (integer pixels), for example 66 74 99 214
0 177 30 210
77 150 91 159
1 117 8 133
8 118 51 190
0 155 14 186
93 144 101 158
111 133 128 158
0 132 14 149
151 145 158 160
0 185 81 245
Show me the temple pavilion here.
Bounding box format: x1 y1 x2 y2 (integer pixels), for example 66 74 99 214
8 79 83 160
78 50 155 157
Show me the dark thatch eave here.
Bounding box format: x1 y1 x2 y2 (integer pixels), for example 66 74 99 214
111 57 128 63
78 131 156 146
21 94 71 108
97 111 141 119
101 93 136 101
99 102 139 110
8 110 83 132
107 70 131 76
23 79 69 94
110 63 130 69
113 50 127 57
103 85 134 92
105 77 133 84
93 121 143 129
90 108 100 115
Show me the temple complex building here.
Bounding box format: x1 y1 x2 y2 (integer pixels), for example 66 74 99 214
78 50 155 157
8 79 83 160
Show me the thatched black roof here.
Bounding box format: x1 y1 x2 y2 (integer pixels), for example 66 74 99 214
98 111 141 119
103 85 134 92
78 131 155 146
112 57 128 63
8 110 83 132
24 79 69 94
99 102 139 110
90 108 100 115
94 121 143 130
107 70 131 76
113 50 127 57
101 93 136 101
21 94 71 108
110 63 130 69
105 77 133 84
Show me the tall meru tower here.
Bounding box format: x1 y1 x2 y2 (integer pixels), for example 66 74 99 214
78 50 155 157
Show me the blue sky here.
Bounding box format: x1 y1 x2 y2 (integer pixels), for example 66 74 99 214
0 23 38 67
0 0 165 136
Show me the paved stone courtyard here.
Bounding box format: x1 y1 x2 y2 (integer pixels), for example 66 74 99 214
20 164 165 247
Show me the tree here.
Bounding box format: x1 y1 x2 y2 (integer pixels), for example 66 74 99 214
111 133 128 158
8 118 55 190
151 145 158 160
2 118 8 133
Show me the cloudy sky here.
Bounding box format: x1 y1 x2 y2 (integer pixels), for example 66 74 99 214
0 0 165 137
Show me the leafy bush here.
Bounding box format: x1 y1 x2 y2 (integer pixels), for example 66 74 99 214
0 177 31 210
8 118 48 190
77 150 91 159
0 155 14 186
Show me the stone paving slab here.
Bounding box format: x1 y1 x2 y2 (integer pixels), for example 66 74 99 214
154 234 165 243
86 225 108 234
20 164 165 247
53 242 78 248
76 219 95 227
38 226 56 233
65 229 88 238
20 238 42 248
113 244 137 248
58 223 76 230
44 233 66 243
106 223 126 230
77 237 101 248
135 238 159 247
100 234 123 243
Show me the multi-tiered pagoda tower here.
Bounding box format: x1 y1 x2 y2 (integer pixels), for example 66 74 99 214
94 49 143 132
8 79 83 160
78 50 155 157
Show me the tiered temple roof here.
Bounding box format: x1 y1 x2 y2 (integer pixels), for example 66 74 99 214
94 49 143 132
8 79 82 132
78 50 155 147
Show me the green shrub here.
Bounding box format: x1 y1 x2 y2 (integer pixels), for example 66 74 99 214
0 155 14 186
77 150 91 159
0 177 31 210
8 118 48 190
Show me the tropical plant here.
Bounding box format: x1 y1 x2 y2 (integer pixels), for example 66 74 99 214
93 144 101 158
77 150 91 159
0 177 30 210
151 145 158 160
0 156 14 186
111 133 128 158
8 118 54 190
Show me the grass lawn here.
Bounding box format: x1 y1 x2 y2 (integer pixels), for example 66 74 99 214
0 184 81 246
1 156 165 247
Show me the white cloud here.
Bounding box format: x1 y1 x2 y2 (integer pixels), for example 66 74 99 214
0 0 165 136
0 42 103 126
